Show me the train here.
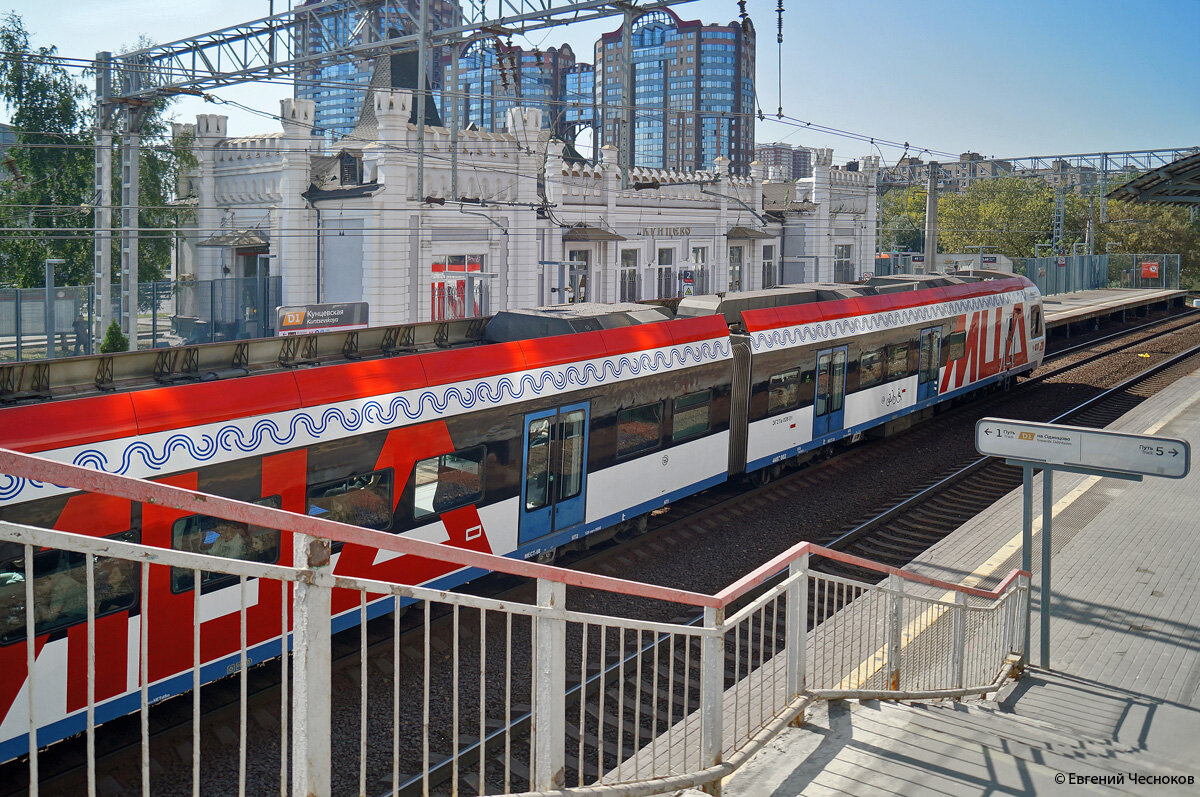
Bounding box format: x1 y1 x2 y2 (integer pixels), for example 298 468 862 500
0 272 1045 761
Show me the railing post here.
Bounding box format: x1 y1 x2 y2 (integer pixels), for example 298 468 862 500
886 574 903 691
786 554 808 707
532 579 566 791
952 592 967 691
292 533 332 797
1019 573 1032 665
700 605 725 795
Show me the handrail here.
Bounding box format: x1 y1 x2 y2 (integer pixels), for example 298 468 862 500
0 447 1027 614
0 447 720 608
714 538 1027 607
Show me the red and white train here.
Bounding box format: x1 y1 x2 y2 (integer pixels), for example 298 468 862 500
0 273 1044 760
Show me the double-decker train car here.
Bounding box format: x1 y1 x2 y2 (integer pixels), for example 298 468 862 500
0 274 1043 761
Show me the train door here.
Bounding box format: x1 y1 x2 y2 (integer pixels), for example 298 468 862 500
813 346 847 437
918 326 942 401
519 402 590 544
1004 306 1023 372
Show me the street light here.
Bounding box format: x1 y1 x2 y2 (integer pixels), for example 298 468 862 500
43 258 66 360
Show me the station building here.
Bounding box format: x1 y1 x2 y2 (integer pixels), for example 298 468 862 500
175 93 877 327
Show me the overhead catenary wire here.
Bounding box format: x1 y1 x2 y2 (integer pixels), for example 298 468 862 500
0 49 962 165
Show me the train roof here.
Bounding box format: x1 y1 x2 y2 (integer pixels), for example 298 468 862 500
482 302 672 342
676 273 1032 330
0 274 1033 406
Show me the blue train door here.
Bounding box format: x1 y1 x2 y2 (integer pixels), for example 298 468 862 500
813 346 847 437
519 402 590 545
918 326 942 401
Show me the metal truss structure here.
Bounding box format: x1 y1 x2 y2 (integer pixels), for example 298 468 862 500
95 0 694 347
879 147 1200 189
109 0 691 99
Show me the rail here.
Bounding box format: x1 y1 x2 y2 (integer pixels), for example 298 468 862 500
0 448 1029 796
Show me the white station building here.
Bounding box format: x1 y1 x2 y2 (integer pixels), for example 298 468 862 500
177 92 878 327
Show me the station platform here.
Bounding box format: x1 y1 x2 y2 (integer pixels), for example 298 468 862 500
1043 288 1187 331
720 367 1200 796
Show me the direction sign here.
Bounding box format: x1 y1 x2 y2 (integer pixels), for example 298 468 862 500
975 417 1190 479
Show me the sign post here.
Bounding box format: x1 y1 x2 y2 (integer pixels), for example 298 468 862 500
975 418 1190 670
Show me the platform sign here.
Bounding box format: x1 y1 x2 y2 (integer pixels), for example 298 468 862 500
975 418 1189 479
277 302 369 336
1140 261 1160 279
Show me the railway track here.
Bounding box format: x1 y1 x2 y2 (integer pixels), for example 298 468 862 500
393 314 1200 795
10 309 1200 796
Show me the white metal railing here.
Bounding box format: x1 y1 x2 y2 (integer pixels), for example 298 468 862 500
0 448 1029 796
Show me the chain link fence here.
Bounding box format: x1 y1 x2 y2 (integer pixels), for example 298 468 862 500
874 253 1181 297
1011 254 1180 296
0 276 283 362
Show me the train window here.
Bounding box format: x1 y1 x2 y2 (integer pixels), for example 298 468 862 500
415 447 486 520
672 390 712 441
617 403 663 458
171 497 282 593
859 350 884 388
558 411 586 502
767 370 800 413
0 530 139 645
1030 306 1044 338
308 470 394 531
886 344 910 381
526 418 552 511
944 332 967 361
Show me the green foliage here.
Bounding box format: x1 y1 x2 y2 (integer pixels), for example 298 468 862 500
1097 199 1200 288
0 15 193 291
878 186 927 253
0 12 93 287
937 177 1057 257
98 319 128 353
881 173 1199 285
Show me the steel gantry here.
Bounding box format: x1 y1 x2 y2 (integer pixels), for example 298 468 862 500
879 147 1200 191
94 0 694 347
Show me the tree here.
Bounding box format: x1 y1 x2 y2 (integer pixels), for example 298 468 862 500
98 319 128 353
877 186 926 253
0 12 93 287
0 15 192 291
937 176 1057 258
1097 199 1200 287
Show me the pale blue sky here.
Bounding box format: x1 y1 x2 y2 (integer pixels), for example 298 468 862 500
4 0 1197 165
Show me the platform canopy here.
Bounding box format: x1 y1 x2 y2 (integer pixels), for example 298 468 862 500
1107 151 1200 206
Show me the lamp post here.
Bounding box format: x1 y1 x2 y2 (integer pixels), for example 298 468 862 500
43 258 66 360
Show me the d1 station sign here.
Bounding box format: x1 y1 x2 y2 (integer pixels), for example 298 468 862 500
975 417 1190 479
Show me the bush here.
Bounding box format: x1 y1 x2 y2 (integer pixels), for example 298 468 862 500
99 320 129 354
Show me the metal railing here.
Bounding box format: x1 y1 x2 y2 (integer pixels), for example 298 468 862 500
1011 254 1181 296
0 277 282 361
0 447 1029 796
872 253 1182 296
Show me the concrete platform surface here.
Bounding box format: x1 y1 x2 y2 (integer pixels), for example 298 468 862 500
721 368 1200 796
1042 288 1186 329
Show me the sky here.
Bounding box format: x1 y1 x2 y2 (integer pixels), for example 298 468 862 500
3 0 1198 166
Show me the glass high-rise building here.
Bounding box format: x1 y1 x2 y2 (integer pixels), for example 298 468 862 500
294 0 463 143
594 8 754 174
453 41 578 137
